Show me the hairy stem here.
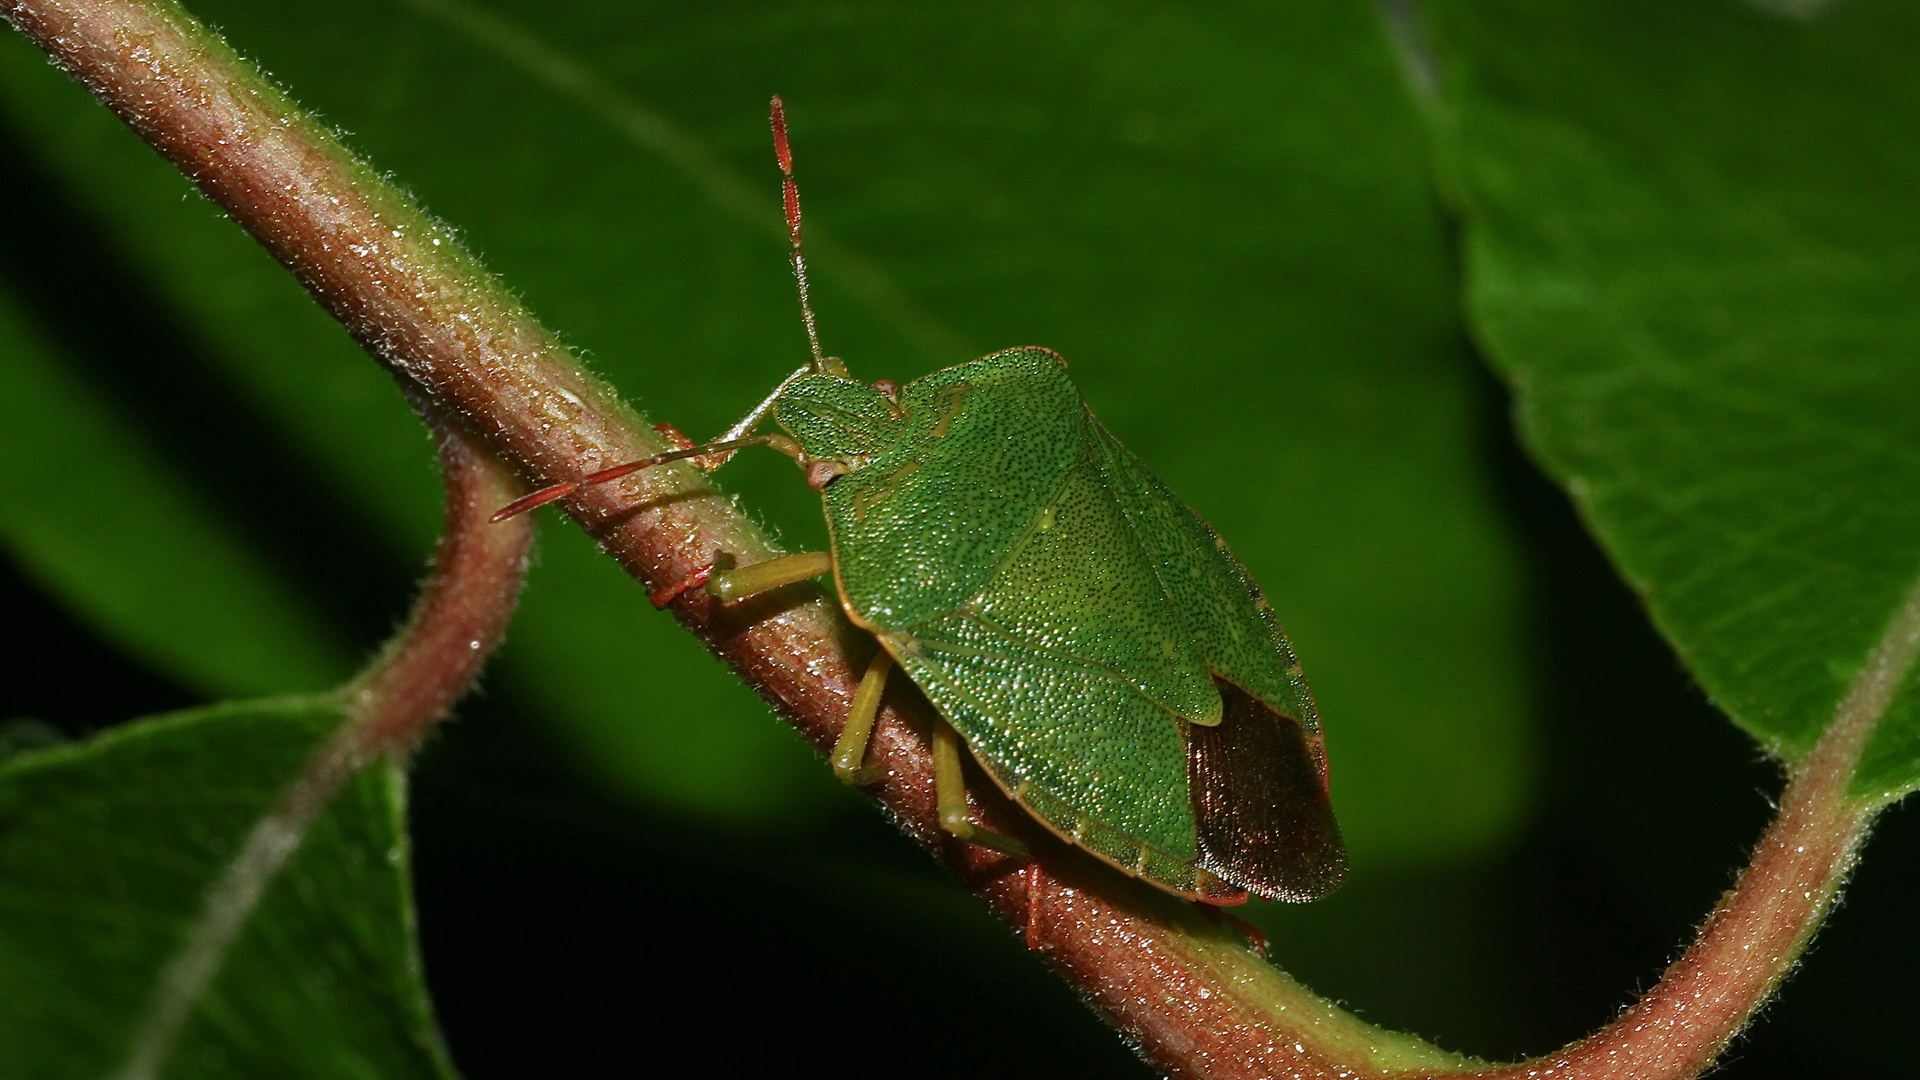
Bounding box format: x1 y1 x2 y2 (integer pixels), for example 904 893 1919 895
111 407 531 1080
1452 579 1918 1080
342 393 534 760
1 2 1888 1078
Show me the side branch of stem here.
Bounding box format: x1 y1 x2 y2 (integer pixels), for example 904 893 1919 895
110 408 532 1080
343 392 534 759
1457 575 1920 1080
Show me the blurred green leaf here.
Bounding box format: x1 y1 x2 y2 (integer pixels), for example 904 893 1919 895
0 699 454 1079
0 0 1532 866
1428 0 1920 799
0 283 351 698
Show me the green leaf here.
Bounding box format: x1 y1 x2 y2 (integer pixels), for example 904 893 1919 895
1428 0 1920 798
0 285 352 697
0 698 455 1079
0 0 1532 865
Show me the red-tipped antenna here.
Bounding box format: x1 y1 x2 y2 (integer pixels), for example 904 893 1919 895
770 96 830 372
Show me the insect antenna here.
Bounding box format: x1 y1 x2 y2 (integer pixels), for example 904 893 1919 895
488 432 803 523
770 96 846 378
489 100 839 527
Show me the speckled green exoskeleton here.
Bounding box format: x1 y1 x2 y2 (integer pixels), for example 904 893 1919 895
496 98 1344 905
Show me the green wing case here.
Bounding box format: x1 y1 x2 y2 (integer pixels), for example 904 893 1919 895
1086 420 1343 899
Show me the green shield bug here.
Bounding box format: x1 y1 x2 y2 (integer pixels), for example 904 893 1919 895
495 97 1345 907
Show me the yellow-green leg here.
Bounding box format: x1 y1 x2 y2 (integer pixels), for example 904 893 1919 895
707 553 1026 857
704 550 833 602
831 649 892 785
705 552 897 789
932 720 1030 857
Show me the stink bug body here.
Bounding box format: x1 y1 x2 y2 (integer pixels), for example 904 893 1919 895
496 98 1345 905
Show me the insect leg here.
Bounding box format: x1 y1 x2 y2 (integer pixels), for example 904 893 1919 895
830 648 892 785
647 564 714 609
1224 911 1270 958
713 363 813 448
932 720 1030 857
704 551 833 603
1025 861 1048 951
1199 905 1271 958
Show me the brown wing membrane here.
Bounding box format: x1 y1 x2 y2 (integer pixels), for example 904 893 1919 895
1189 677 1347 901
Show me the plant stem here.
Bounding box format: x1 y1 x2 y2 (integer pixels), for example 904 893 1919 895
1452 578 1918 1080
112 406 531 1080
341 395 537 757
341 394 535 760
0 1 1889 1077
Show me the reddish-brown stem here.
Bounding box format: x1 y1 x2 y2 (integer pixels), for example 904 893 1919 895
1460 773 1870 1080
113 406 531 1080
0 0 811 717
5 2 1890 1078
341 394 534 759
1449 575 1919 1080
287 401 531 828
